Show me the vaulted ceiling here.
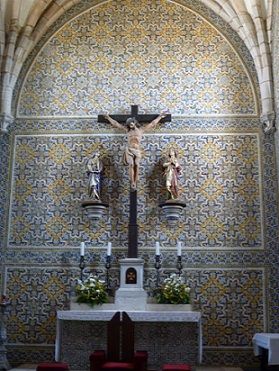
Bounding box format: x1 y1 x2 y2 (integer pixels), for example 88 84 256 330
0 0 274 131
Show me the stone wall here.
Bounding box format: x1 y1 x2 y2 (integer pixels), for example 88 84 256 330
273 0 279 181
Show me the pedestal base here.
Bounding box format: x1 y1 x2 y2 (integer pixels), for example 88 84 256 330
114 289 147 311
114 258 147 310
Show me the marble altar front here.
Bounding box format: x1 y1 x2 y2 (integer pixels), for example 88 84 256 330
55 309 202 371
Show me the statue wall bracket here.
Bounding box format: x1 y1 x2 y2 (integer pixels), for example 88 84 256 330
159 199 186 226
0 114 14 133
81 200 108 222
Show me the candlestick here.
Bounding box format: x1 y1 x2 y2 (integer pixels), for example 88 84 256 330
107 242 112 256
177 241 182 256
154 253 162 287
177 255 183 277
155 241 160 256
80 242 85 256
105 255 111 290
79 255 85 281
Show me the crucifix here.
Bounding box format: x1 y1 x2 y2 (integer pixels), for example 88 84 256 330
98 105 171 258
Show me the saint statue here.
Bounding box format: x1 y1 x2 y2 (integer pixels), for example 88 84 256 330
104 113 166 190
87 151 103 200
163 148 182 200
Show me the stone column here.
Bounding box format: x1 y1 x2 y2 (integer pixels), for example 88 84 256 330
272 0 279 187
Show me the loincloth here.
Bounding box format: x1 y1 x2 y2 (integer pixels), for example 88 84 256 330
123 147 141 165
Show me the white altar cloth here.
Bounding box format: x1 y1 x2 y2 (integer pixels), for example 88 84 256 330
55 309 202 364
252 333 279 365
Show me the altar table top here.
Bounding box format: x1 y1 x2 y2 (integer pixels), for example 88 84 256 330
253 333 279 365
57 309 201 322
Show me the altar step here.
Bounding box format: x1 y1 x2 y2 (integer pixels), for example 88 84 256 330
10 364 245 371
10 364 36 371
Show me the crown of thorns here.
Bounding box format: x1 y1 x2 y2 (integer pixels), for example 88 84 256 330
126 117 139 125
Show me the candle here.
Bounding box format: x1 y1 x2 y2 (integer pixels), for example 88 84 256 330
155 241 160 256
177 241 182 256
80 242 85 256
107 242 112 256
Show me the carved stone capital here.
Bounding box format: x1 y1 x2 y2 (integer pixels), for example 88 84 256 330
0 114 14 133
261 112 276 134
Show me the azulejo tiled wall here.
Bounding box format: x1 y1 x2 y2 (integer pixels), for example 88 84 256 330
0 132 10 249
266 1 279 334
2 0 278 368
5 122 269 366
5 265 265 363
18 0 257 117
9 132 262 249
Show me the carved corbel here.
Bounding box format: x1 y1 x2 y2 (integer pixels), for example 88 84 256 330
0 114 14 133
261 112 276 134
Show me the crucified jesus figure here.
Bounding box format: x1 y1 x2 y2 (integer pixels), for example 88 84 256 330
104 113 166 190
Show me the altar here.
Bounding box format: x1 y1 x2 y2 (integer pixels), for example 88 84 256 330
53 107 201 371
55 309 202 371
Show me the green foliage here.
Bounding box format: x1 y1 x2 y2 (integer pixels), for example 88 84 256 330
75 275 108 307
156 273 190 304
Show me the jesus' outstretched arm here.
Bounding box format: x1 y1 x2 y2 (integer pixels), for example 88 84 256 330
104 115 126 132
142 112 167 133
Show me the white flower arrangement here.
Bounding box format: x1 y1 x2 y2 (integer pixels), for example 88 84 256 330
156 273 191 304
75 274 108 307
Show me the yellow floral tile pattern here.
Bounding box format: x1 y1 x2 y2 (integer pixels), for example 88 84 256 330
18 0 256 117
9 133 262 248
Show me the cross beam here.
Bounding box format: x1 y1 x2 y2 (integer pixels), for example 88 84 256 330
98 105 171 124
98 105 171 259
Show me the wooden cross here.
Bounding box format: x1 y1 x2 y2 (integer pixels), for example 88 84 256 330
98 105 171 125
98 105 171 258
